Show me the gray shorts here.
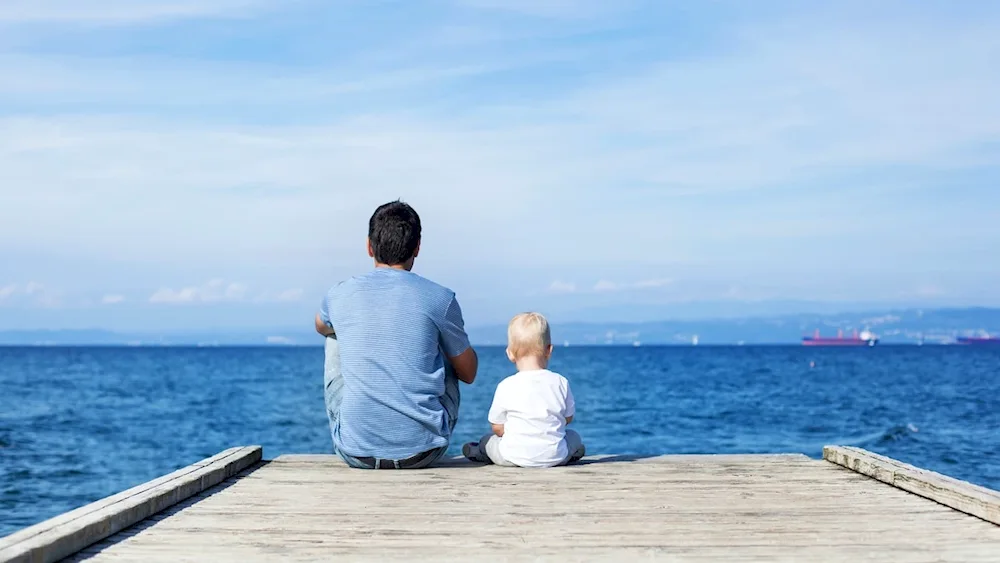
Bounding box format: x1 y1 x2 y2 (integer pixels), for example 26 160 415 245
477 429 585 467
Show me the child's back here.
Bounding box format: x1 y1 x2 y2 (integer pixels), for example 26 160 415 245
463 312 585 468
489 368 573 467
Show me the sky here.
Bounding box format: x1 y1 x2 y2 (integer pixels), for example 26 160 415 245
1 0 999 331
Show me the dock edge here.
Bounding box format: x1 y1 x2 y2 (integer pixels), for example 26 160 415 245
0 445 262 563
823 445 1000 526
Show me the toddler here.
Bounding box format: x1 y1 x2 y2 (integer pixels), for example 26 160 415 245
463 312 585 467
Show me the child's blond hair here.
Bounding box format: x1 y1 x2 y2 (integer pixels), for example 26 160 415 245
507 312 552 360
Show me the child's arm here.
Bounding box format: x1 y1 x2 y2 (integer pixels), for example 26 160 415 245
487 382 507 437
564 379 576 425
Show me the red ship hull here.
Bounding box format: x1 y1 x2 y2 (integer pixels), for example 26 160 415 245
802 329 878 346
956 337 1000 346
802 338 874 347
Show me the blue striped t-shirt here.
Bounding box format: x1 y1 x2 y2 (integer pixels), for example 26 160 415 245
319 268 471 459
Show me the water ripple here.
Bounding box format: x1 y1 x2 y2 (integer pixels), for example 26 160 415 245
1 345 999 537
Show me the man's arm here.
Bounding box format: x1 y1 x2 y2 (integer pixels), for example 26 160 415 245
449 347 477 384
314 313 335 337
315 291 335 337
565 415 574 425
439 295 477 384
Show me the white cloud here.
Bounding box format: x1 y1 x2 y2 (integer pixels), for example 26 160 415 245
3 17 997 275
593 280 619 292
149 287 197 304
275 288 304 302
0 282 59 306
548 281 576 293
252 288 305 303
0 0 272 24
149 279 249 304
902 284 947 299
453 0 629 20
222 282 248 301
550 23 1000 195
23 281 44 295
1 4 999 312
634 278 673 289
0 115 548 272
0 284 16 300
582 278 675 293
101 294 126 305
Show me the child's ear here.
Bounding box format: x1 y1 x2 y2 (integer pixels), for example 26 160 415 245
546 345 554 358
505 348 515 363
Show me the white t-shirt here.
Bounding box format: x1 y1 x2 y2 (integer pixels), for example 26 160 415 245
487 369 575 468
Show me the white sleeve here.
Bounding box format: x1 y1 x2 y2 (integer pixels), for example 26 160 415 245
487 383 507 424
564 380 576 418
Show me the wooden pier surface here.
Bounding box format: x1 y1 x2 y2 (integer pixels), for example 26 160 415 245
3 446 1000 562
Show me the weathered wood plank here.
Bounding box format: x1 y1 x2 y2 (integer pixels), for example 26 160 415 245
0 446 261 563
68 452 1000 562
66 545 1000 563
823 445 1000 526
2 449 995 562
272 453 811 464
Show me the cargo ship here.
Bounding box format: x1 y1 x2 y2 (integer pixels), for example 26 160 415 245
802 329 878 347
955 334 1000 346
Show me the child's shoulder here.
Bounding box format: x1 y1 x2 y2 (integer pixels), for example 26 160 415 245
505 369 569 384
542 369 569 384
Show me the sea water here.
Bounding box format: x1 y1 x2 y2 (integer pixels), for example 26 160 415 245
1 345 998 537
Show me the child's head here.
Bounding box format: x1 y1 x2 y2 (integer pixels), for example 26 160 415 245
506 312 553 367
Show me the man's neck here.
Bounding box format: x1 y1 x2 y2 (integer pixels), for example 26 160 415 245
374 261 413 272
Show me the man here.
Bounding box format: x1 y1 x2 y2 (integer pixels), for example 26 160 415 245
315 200 478 469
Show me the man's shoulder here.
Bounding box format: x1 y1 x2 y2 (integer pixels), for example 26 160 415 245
340 270 453 296
329 270 452 294
326 271 457 322
323 279 354 306
396 273 459 317
400 271 455 298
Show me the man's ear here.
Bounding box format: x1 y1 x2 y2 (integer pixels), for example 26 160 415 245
366 238 374 258
413 240 421 259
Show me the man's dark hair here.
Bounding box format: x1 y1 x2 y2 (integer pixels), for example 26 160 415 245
368 200 422 265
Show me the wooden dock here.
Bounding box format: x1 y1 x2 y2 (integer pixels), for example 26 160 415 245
2 446 1000 562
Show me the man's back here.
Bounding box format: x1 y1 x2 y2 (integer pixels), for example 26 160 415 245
322 268 470 460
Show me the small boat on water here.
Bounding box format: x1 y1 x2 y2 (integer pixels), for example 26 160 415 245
955 334 1000 346
802 329 878 347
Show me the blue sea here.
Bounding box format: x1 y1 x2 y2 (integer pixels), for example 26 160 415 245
2 345 999 538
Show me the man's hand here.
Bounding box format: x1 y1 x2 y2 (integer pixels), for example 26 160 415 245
491 423 504 437
565 415 574 425
449 346 478 384
314 314 335 337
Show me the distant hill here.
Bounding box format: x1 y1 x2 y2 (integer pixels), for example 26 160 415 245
1 307 999 346
467 307 1000 346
